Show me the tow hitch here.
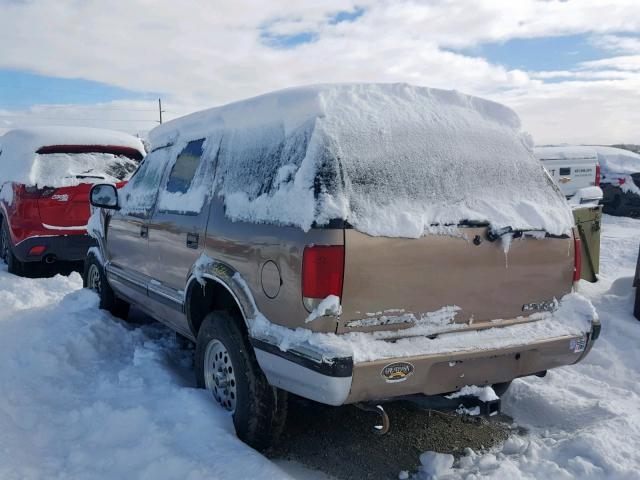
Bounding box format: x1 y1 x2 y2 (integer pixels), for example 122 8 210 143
354 403 390 435
354 389 502 435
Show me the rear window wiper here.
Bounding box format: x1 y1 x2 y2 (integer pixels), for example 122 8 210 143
487 226 514 242
74 174 105 180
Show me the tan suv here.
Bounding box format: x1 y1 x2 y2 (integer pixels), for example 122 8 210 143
85 83 600 451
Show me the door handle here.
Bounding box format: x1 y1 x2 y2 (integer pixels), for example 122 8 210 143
186 232 199 249
140 225 148 238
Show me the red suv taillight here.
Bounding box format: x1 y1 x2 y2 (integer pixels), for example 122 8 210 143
594 164 601 187
302 245 344 301
573 233 582 282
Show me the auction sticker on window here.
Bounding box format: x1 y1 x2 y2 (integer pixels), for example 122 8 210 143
381 362 414 383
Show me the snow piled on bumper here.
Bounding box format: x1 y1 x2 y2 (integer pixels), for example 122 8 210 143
251 292 596 364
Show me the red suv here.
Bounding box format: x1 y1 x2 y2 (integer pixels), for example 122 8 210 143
0 127 145 275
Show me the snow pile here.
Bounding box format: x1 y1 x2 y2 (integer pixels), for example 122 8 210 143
592 145 640 176
446 385 499 402
0 266 291 479
0 127 144 188
304 295 342 323
250 292 595 363
417 452 455 479
150 83 573 237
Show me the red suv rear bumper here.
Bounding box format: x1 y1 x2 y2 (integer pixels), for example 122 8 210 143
14 232 95 263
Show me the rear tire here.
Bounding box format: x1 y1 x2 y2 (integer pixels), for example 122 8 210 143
1 219 25 276
634 287 640 321
83 253 130 319
195 311 287 451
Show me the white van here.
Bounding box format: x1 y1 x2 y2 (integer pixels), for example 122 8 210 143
534 146 602 205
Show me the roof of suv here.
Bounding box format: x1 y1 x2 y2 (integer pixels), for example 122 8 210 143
147 83 573 237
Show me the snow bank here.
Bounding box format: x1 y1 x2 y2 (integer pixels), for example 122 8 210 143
150 83 573 237
0 127 145 188
0 266 291 479
411 215 640 480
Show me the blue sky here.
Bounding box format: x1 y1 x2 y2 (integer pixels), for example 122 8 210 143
0 69 156 108
457 33 609 72
1 1 639 143
1 31 631 110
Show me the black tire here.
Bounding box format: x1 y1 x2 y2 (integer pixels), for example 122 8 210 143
1 218 25 276
634 287 640 321
492 381 512 397
195 311 287 451
83 253 130 319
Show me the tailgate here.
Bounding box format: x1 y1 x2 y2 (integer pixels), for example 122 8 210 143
338 227 574 333
37 184 91 229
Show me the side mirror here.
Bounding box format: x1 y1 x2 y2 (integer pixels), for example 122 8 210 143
90 184 119 210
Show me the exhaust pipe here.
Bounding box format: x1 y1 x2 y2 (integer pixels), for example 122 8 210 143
44 254 57 264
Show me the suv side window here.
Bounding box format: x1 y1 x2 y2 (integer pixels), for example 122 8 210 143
157 138 213 214
165 139 204 193
120 145 171 215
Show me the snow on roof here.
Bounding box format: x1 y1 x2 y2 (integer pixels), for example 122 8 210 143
149 83 573 237
591 145 640 175
0 127 145 187
533 145 598 161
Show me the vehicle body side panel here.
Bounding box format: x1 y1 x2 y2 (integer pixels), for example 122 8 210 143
203 198 343 333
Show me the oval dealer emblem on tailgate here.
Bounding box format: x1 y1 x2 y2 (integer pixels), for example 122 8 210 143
381 362 415 383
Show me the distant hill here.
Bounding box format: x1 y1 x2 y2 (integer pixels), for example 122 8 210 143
611 144 640 154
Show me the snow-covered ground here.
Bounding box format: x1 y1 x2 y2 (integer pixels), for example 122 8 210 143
417 215 640 479
0 215 639 479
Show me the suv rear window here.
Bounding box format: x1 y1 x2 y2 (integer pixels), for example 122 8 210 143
35 152 139 182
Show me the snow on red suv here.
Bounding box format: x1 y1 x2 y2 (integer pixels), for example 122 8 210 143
0 127 145 275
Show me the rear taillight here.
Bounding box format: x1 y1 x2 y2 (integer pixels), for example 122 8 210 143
302 245 344 301
618 177 626 186
573 233 582 282
28 245 46 257
594 164 601 187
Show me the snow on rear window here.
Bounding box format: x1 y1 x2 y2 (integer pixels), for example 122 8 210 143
33 152 138 186
150 84 574 237
0 127 145 188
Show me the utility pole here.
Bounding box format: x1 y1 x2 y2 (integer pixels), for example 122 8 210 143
158 98 164 124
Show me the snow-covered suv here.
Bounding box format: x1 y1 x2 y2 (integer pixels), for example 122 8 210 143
0 127 144 276
85 83 600 451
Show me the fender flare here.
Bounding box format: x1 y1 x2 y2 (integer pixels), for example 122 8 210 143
184 256 258 333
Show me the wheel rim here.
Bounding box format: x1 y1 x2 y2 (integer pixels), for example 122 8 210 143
88 264 102 294
204 339 237 413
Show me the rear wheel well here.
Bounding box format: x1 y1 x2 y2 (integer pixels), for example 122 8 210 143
187 278 247 339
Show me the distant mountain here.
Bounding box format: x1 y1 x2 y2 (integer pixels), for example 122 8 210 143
611 144 640 154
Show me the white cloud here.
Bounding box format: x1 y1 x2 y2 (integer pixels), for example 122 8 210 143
0 0 639 143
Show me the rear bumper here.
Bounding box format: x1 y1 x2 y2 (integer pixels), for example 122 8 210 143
14 233 96 262
252 319 600 406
